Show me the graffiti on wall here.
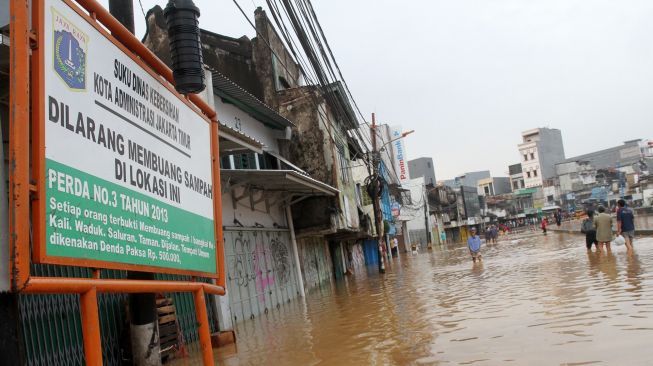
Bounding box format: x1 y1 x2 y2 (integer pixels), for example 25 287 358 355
298 236 333 290
224 229 299 323
270 235 291 286
252 232 274 304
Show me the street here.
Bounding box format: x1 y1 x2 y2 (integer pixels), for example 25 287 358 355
205 232 653 365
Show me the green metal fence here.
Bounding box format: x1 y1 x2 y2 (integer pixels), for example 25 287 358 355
19 264 218 366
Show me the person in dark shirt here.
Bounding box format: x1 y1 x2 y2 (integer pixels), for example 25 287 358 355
617 199 635 252
581 209 597 251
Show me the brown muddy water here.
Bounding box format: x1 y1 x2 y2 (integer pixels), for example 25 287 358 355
191 232 653 365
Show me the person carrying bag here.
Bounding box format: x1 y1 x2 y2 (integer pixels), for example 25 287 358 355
581 210 597 250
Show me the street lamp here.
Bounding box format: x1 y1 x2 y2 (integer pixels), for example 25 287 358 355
369 117 413 274
379 130 415 151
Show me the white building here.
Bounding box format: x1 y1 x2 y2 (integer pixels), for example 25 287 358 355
477 177 512 196
518 127 565 188
508 163 525 191
201 71 338 330
397 177 431 251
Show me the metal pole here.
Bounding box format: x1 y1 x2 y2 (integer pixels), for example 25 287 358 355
423 183 432 248
371 113 385 273
9 0 31 292
193 289 215 366
286 205 306 297
80 287 103 365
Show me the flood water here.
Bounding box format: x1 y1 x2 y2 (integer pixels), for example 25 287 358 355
210 232 653 365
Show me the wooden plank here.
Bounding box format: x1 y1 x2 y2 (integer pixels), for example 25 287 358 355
156 298 173 306
159 323 177 335
157 305 176 314
158 314 177 324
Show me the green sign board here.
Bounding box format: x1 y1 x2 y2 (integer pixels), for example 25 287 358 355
41 0 216 275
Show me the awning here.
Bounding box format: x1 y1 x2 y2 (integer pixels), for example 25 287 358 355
221 169 339 197
542 205 561 211
219 123 264 154
266 150 307 175
212 71 294 130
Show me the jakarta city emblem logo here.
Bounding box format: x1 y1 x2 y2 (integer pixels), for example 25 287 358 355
52 9 88 91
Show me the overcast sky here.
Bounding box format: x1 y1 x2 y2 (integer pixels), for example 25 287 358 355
103 0 653 180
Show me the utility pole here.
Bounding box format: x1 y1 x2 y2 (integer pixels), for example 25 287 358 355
370 113 386 274
423 183 431 248
108 1 161 365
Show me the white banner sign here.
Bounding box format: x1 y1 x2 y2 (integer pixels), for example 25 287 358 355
390 126 409 183
43 0 216 274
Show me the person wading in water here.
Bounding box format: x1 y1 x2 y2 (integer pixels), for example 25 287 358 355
593 205 613 252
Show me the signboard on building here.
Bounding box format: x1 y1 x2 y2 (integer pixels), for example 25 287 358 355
391 202 401 217
37 0 217 276
390 126 409 184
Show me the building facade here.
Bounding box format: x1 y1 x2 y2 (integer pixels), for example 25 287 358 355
518 127 565 187
143 5 368 328
477 177 512 196
509 163 525 191
408 157 436 186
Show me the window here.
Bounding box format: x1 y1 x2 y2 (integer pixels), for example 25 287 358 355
523 154 528 161
220 155 232 169
526 171 531 178
533 169 538 177
513 181 519 190
530 153 535 160
484 186 490 195
336 144 350 183
233 153 258 169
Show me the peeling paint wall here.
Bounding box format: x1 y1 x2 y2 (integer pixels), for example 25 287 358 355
253 8 301 109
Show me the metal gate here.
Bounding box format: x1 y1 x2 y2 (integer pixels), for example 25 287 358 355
224 229 300 323
18 264 219 366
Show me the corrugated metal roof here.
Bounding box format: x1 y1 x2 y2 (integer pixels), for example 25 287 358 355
218 123 264 154
221 169 339 196
211 71 294 130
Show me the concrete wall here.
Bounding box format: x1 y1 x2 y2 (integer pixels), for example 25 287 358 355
403 178 429 246
493 177 512 195
537 128 565 179
253 8 301 109
518 128 565 187
408 157 436 186
144 6 263 98
0 0 7 28
214 96 282 152
277 86 360 233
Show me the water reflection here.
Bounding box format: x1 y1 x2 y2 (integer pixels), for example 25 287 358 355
204 233 653 365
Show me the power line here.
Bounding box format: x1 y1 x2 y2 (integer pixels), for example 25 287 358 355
228 0 417 192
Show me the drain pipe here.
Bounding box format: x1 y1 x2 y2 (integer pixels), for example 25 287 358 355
286 205 306 298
